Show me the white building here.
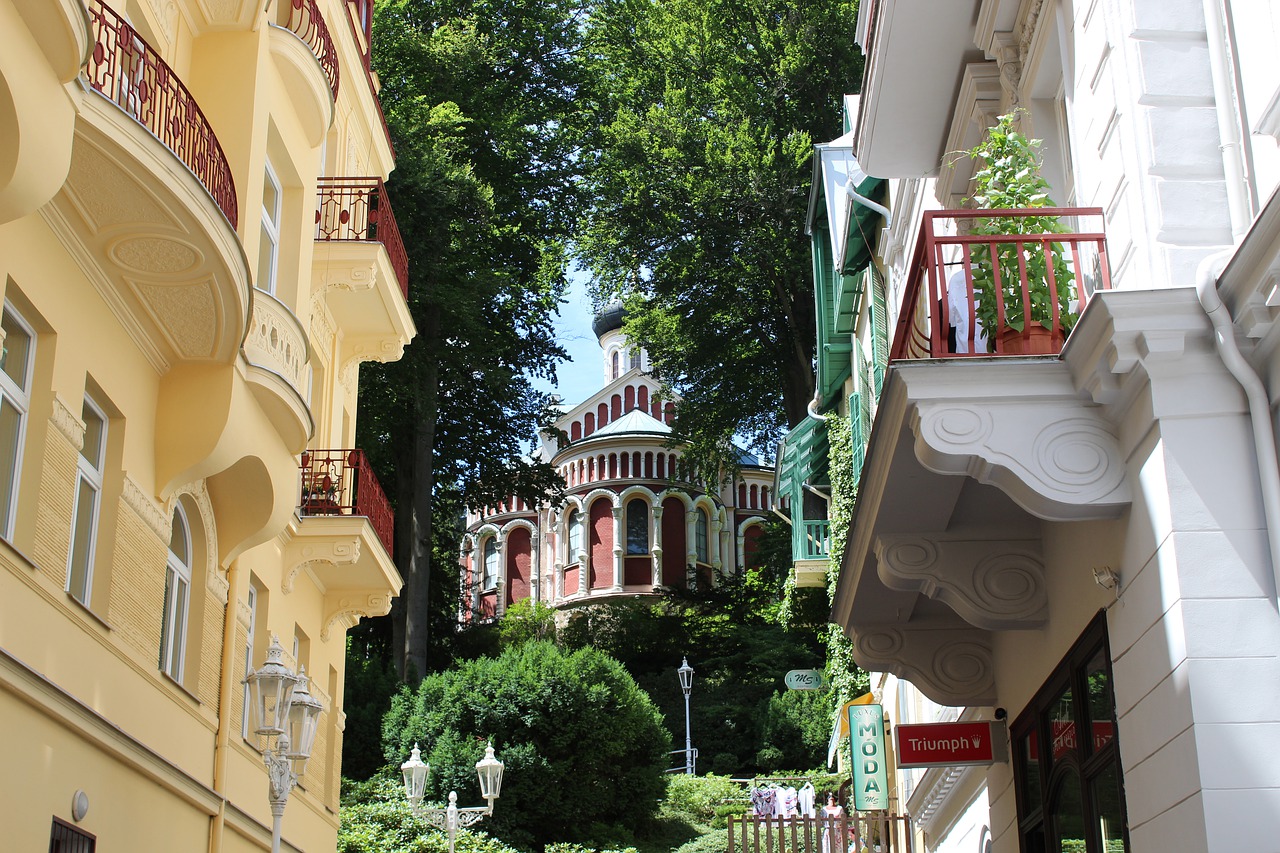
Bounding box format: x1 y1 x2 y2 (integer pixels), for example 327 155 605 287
810 1 1280 851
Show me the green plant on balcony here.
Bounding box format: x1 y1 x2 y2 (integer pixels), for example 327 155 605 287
961 111 1076 351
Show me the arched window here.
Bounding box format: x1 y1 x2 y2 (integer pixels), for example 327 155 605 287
695 508 709 563
483 537 499 590
567 508 583 559
611 351 620 380
160 504 192 679
626 499 649 555
629 348 641 370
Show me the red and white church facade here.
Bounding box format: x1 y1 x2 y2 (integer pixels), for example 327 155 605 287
459 303 775 623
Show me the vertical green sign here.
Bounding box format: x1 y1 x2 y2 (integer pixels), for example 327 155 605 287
848 703 889 810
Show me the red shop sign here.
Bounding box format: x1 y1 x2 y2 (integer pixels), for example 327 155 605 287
895 721 1004 768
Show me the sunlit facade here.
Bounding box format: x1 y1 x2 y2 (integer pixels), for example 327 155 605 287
0 0 412 849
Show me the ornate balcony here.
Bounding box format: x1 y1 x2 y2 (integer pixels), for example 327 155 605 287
891 208 1112 360
281 0 340 99
280 448 401 640
315 177 409 295
85 1 237 226
243 291 312 453
299 449 394 554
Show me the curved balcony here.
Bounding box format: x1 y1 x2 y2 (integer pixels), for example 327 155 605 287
282 0 339 99
49 0 250 373
243 291 313 453
85 1 237 226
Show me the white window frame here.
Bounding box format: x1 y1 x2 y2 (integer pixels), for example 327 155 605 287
258 162 282 293
695 507 709 564
160 503 192 681
0 302 34 540
482 536 499 591
626 498 649 555
66 394 107 605
242 580 258 738
567 509 582 561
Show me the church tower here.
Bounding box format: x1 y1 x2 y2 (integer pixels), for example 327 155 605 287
458 303 774 623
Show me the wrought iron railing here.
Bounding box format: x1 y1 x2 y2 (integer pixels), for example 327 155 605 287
891 208 1112 360
315 177 409 297
299 449 394 554
283 0 340 99
85 1 238 227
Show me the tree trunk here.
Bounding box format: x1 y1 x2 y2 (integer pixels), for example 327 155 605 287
404 307 441 682
390 430 414 679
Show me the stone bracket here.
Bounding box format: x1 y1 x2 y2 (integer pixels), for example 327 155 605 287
875 534 1047 630
851 623 996 706
321 592 391 641
282 536 362 593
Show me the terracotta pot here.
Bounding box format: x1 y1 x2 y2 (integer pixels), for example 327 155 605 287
996 321 1065 355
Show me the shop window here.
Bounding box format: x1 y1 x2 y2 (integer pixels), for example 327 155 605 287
0 303 34 539
626 499 648 555
159 503 192 680
50 817 95 852
1013 613 1128 853
67 396 107 605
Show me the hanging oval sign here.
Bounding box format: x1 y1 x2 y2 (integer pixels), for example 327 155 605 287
784 669 826 690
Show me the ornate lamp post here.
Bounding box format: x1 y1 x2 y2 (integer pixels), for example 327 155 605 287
678 656 695 775
402 741 505 853
243 636 325 853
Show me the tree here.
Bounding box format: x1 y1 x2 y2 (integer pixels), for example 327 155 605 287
363 0 591 678
577 0 865 468
382 641 671 849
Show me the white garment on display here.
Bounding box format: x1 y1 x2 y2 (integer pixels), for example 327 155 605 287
947 268 988 353
797 782 816 818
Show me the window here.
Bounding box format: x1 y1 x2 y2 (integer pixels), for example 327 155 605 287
610 351 620 380
257 163 281 293
626 499 649 555
159 503 192 680
567 508 582 559
1013 613 1127 853
49 817 95 852
629 348 641 371
482 537 499 590
695 507 709 563
67 396 107 606
0 303 33 539
242 580 259 738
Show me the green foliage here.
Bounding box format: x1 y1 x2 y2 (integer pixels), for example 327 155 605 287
382 642 671 849
673 829 730 853
823 415 868 706
339 777 521 853
578 0 867 466
663 774 747 824
343 629 406 781
960 111 1076 337
759 689 836 771
496 598 559 648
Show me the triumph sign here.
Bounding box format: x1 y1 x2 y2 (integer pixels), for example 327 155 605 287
894 721 1006 768
848 704 889 810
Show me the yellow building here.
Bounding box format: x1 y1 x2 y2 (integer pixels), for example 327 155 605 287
0 0 413 849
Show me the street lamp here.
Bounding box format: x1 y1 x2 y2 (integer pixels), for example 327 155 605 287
678 656 694 775
402 741 505 853
243 636 325 853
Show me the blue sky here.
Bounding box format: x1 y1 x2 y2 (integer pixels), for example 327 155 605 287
542 268 603 409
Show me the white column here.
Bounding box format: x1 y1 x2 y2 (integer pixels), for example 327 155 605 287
611 504 624 590
495 538 507 617
530 530 541 603
685 509 698 590
651 505 664 586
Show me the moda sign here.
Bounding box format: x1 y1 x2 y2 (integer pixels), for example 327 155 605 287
848 704 889 810
894 721 1006 768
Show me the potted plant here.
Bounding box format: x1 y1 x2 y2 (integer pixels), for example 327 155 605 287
961 111 1077 353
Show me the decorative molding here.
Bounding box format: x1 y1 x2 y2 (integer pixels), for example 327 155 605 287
339 339 405 390
851 624 996 705
122 474 169 538
283 537 362 593
236 596 253 630
50 393 87 451
205 569 230 605
321 592 392 640
319 261 378 294
874 535 1047 629
910 399 1129 520
308 292 338 350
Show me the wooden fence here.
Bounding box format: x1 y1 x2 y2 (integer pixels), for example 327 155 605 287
727 813 914 853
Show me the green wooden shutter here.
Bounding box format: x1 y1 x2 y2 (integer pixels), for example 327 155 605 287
870 265 889 397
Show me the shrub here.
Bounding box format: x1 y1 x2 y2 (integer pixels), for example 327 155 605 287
663 773 747 824
382 641 671 849
674 828 729 853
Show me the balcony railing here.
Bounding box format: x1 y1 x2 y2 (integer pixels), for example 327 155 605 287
315 177 409 297
799 519 830 561
86 1 238 227
890 208 1112 360
283 0 340 99
299 448 394 554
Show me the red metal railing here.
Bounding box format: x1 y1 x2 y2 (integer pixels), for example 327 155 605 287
890 208 1111 360
315 177 409 297
85 1 238 227
299 449 394 554
283 0 340 99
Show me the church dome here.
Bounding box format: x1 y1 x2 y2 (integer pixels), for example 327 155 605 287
591 300 626 339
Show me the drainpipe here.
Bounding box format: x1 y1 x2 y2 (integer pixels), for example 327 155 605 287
208 560 243 853
846 180 891 225
1195 253 1280 608
1203 0 1254 237
807 392 830 422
